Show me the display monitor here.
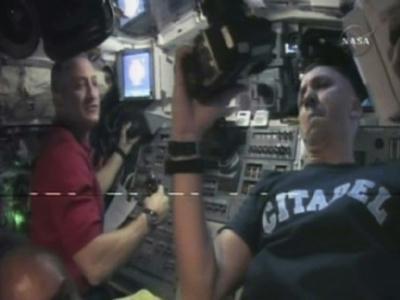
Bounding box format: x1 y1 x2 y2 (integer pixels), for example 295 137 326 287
117 48 155 101
117 0 155 36
118 0 146 27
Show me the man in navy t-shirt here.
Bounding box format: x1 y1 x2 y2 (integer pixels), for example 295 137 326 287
169 47 400 300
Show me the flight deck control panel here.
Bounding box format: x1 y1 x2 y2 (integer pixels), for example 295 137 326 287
109 125 301 299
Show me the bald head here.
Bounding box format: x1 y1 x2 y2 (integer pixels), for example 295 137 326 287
0 246 80 300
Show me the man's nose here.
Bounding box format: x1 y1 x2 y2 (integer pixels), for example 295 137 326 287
87 81 99 100
303 90 319 109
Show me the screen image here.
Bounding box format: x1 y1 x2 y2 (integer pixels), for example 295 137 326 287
119 0 146 26
123 51 152 99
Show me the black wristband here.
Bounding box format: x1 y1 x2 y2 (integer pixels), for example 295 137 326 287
165 158 204 174
115 147 128 161
168 141 200 157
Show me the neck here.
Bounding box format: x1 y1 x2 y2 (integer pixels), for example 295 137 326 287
54 118 91 143
306 150 354 165
74 130 91 144
305 137 355 165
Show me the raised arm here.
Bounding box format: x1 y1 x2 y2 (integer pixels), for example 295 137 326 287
171 48 250 300
96 123 138 193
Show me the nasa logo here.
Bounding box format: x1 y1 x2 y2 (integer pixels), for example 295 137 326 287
341 25 374 57
341 36 371 46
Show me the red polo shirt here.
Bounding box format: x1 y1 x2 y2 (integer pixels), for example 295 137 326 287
30 127 103 292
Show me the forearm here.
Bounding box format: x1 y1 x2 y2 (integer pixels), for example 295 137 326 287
173 173 218 300
95 153 124 194
76 213 150 285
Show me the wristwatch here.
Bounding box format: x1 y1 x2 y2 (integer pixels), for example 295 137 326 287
168 141 200 157
142 207 160 230
115 147 128 161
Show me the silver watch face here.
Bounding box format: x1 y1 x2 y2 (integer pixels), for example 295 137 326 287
149 212 159 225
145 209 159 227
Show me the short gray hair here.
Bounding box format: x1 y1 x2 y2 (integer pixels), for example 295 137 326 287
50 54 89 94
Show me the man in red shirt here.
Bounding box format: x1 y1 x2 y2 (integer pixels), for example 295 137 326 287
30 55 169 297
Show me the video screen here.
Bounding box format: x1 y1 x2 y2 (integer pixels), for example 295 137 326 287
122 51 152 99
118 0 146 27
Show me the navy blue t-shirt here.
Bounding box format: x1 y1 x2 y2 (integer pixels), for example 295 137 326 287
227 162 400 300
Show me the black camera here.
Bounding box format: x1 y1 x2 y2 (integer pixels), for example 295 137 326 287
184 0 276 101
